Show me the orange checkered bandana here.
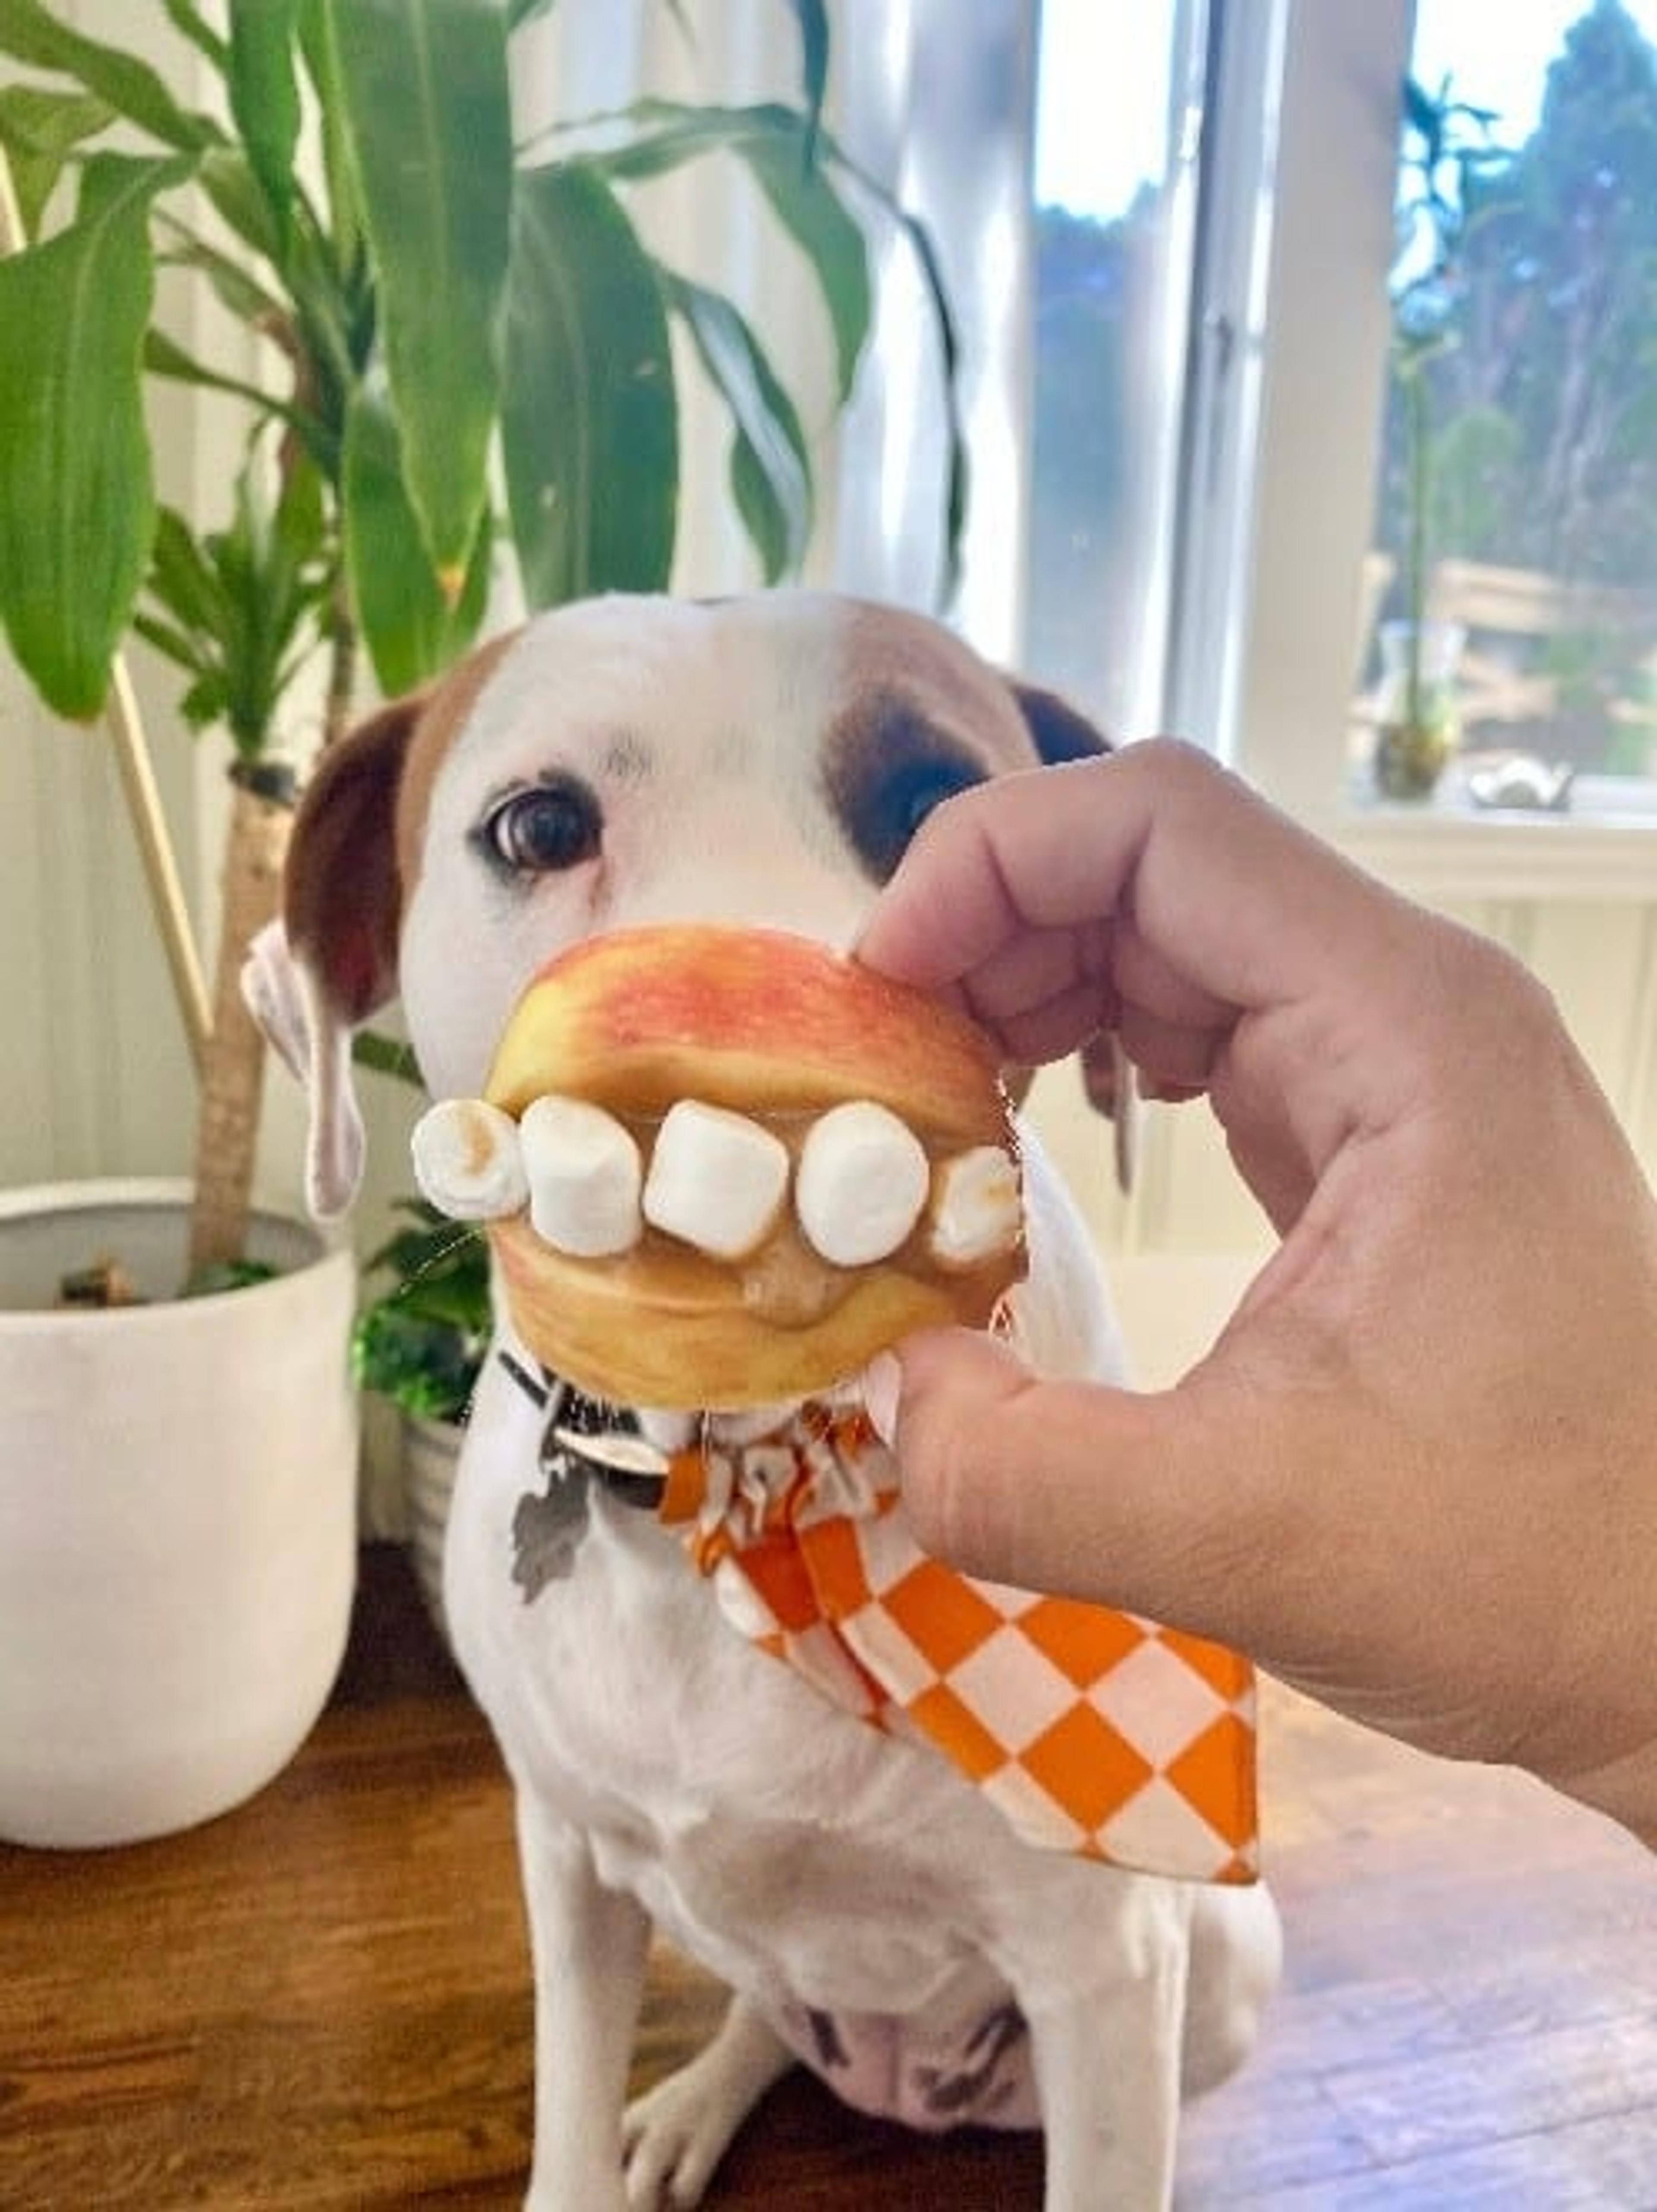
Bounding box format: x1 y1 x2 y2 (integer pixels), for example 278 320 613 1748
658 1404 1259 1886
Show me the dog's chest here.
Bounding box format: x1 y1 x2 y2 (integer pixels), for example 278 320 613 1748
445 1406 1018 2009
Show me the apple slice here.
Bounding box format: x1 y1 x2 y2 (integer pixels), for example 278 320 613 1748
476 923 1024 1408
484 924 1011 1152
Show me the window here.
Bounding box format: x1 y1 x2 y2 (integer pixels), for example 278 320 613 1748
1026 0 1203 742
1021 1 1408 806
1020 0 1657 831
1364 0 1657 811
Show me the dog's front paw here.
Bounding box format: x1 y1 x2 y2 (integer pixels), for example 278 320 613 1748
622 2065 741 2210
621 2000 793 2209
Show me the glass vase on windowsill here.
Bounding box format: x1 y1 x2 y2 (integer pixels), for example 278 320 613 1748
1372 617 1465 799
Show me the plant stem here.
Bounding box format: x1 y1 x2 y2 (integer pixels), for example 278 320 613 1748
1406 361 1430 729
104 660 214 1076
322 578 358 751
186 777 293 1274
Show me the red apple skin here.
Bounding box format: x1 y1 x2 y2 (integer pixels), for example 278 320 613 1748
485 924 1012 1148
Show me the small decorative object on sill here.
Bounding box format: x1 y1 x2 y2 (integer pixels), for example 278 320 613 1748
1463 751 1575 812
1373 617 1465 799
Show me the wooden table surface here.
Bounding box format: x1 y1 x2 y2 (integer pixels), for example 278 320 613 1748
3 1545 1655 2208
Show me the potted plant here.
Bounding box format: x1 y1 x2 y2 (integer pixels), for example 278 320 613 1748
0 1 958 1841
1375 74 1508 798
351 1205 489 1643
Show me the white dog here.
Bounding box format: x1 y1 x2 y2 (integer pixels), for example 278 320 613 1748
255 593 1281 2210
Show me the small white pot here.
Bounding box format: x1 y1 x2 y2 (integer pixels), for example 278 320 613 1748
0 1180 359 1848
403 1409 463 1649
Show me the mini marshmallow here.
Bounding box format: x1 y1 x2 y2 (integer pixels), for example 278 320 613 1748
412 1098 529 1221
795 1100 929 1268
643 1099 790 1262
929 1145 1021 1269
520 1095 643 1257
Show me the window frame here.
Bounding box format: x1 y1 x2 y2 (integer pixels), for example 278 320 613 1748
1181 0 1409 821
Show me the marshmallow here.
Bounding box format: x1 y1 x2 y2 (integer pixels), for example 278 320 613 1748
795 1100 929 1268
411 1098 528 1220
520 1095 643 1257
643 1099 790 1261
929 1145 1021 1269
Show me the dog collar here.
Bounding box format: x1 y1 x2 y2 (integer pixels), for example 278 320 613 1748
497 1348 672 1512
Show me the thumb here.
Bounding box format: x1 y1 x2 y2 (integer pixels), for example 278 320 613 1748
865 1326 1285 1653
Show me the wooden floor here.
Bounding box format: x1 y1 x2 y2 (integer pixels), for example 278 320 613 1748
4 1546 1656 2210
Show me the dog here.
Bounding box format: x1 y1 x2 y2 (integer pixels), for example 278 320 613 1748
254 592 1282 2210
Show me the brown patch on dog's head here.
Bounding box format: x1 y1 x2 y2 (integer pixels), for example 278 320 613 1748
284 628 521 1031
820 606 1112 889
1011 679 1112 765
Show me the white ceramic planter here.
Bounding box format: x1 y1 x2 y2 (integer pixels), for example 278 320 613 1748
0 1180 359 1848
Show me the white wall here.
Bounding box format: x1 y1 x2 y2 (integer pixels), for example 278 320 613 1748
1029 865 1657 1263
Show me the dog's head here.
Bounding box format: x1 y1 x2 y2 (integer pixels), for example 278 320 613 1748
254 590 1116 1219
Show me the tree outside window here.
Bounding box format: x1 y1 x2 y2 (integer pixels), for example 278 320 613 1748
1372 0 1657 782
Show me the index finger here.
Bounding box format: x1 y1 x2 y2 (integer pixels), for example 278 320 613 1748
856 740 1400 1029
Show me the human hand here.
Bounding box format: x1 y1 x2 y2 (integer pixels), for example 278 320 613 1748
856 742 1657 1846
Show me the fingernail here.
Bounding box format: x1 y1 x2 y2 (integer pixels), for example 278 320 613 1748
860 1350 902 1444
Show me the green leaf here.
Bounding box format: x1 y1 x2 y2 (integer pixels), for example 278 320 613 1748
226 1 303 241
147 503 231 647
0 84 111 241
662 270 812 581
595 101 872 401
343 382 491 694
889 199 968 604
734 116 870 403
160 0 227 70
351 1300 483 1420
139 453 330 756
132 606 210 679
293 0 361 273
354 1202 489 1421
0 154 187 720
0 0 218 155
783 0 829 161
143 325 296 427
191 144 282 268
502 163 677 605
352 1029 423 1085
326 0 512 587
156 215 287 331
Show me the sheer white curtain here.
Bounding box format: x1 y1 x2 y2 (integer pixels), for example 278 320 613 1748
510 0 1039 656
827 1 1040 661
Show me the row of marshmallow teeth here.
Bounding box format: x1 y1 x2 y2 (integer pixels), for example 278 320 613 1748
412 1094 1019 1273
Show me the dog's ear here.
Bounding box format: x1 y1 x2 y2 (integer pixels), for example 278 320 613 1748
242 694 424 1220
1005 676 1136 1191
285 694 422 1024
1008 678 1112 765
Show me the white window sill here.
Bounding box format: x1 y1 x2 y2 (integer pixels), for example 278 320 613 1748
1323 777 1657 905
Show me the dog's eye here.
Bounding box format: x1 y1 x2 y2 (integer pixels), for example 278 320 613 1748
479 778 603 875
854 754 987 881
825 697 991 884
